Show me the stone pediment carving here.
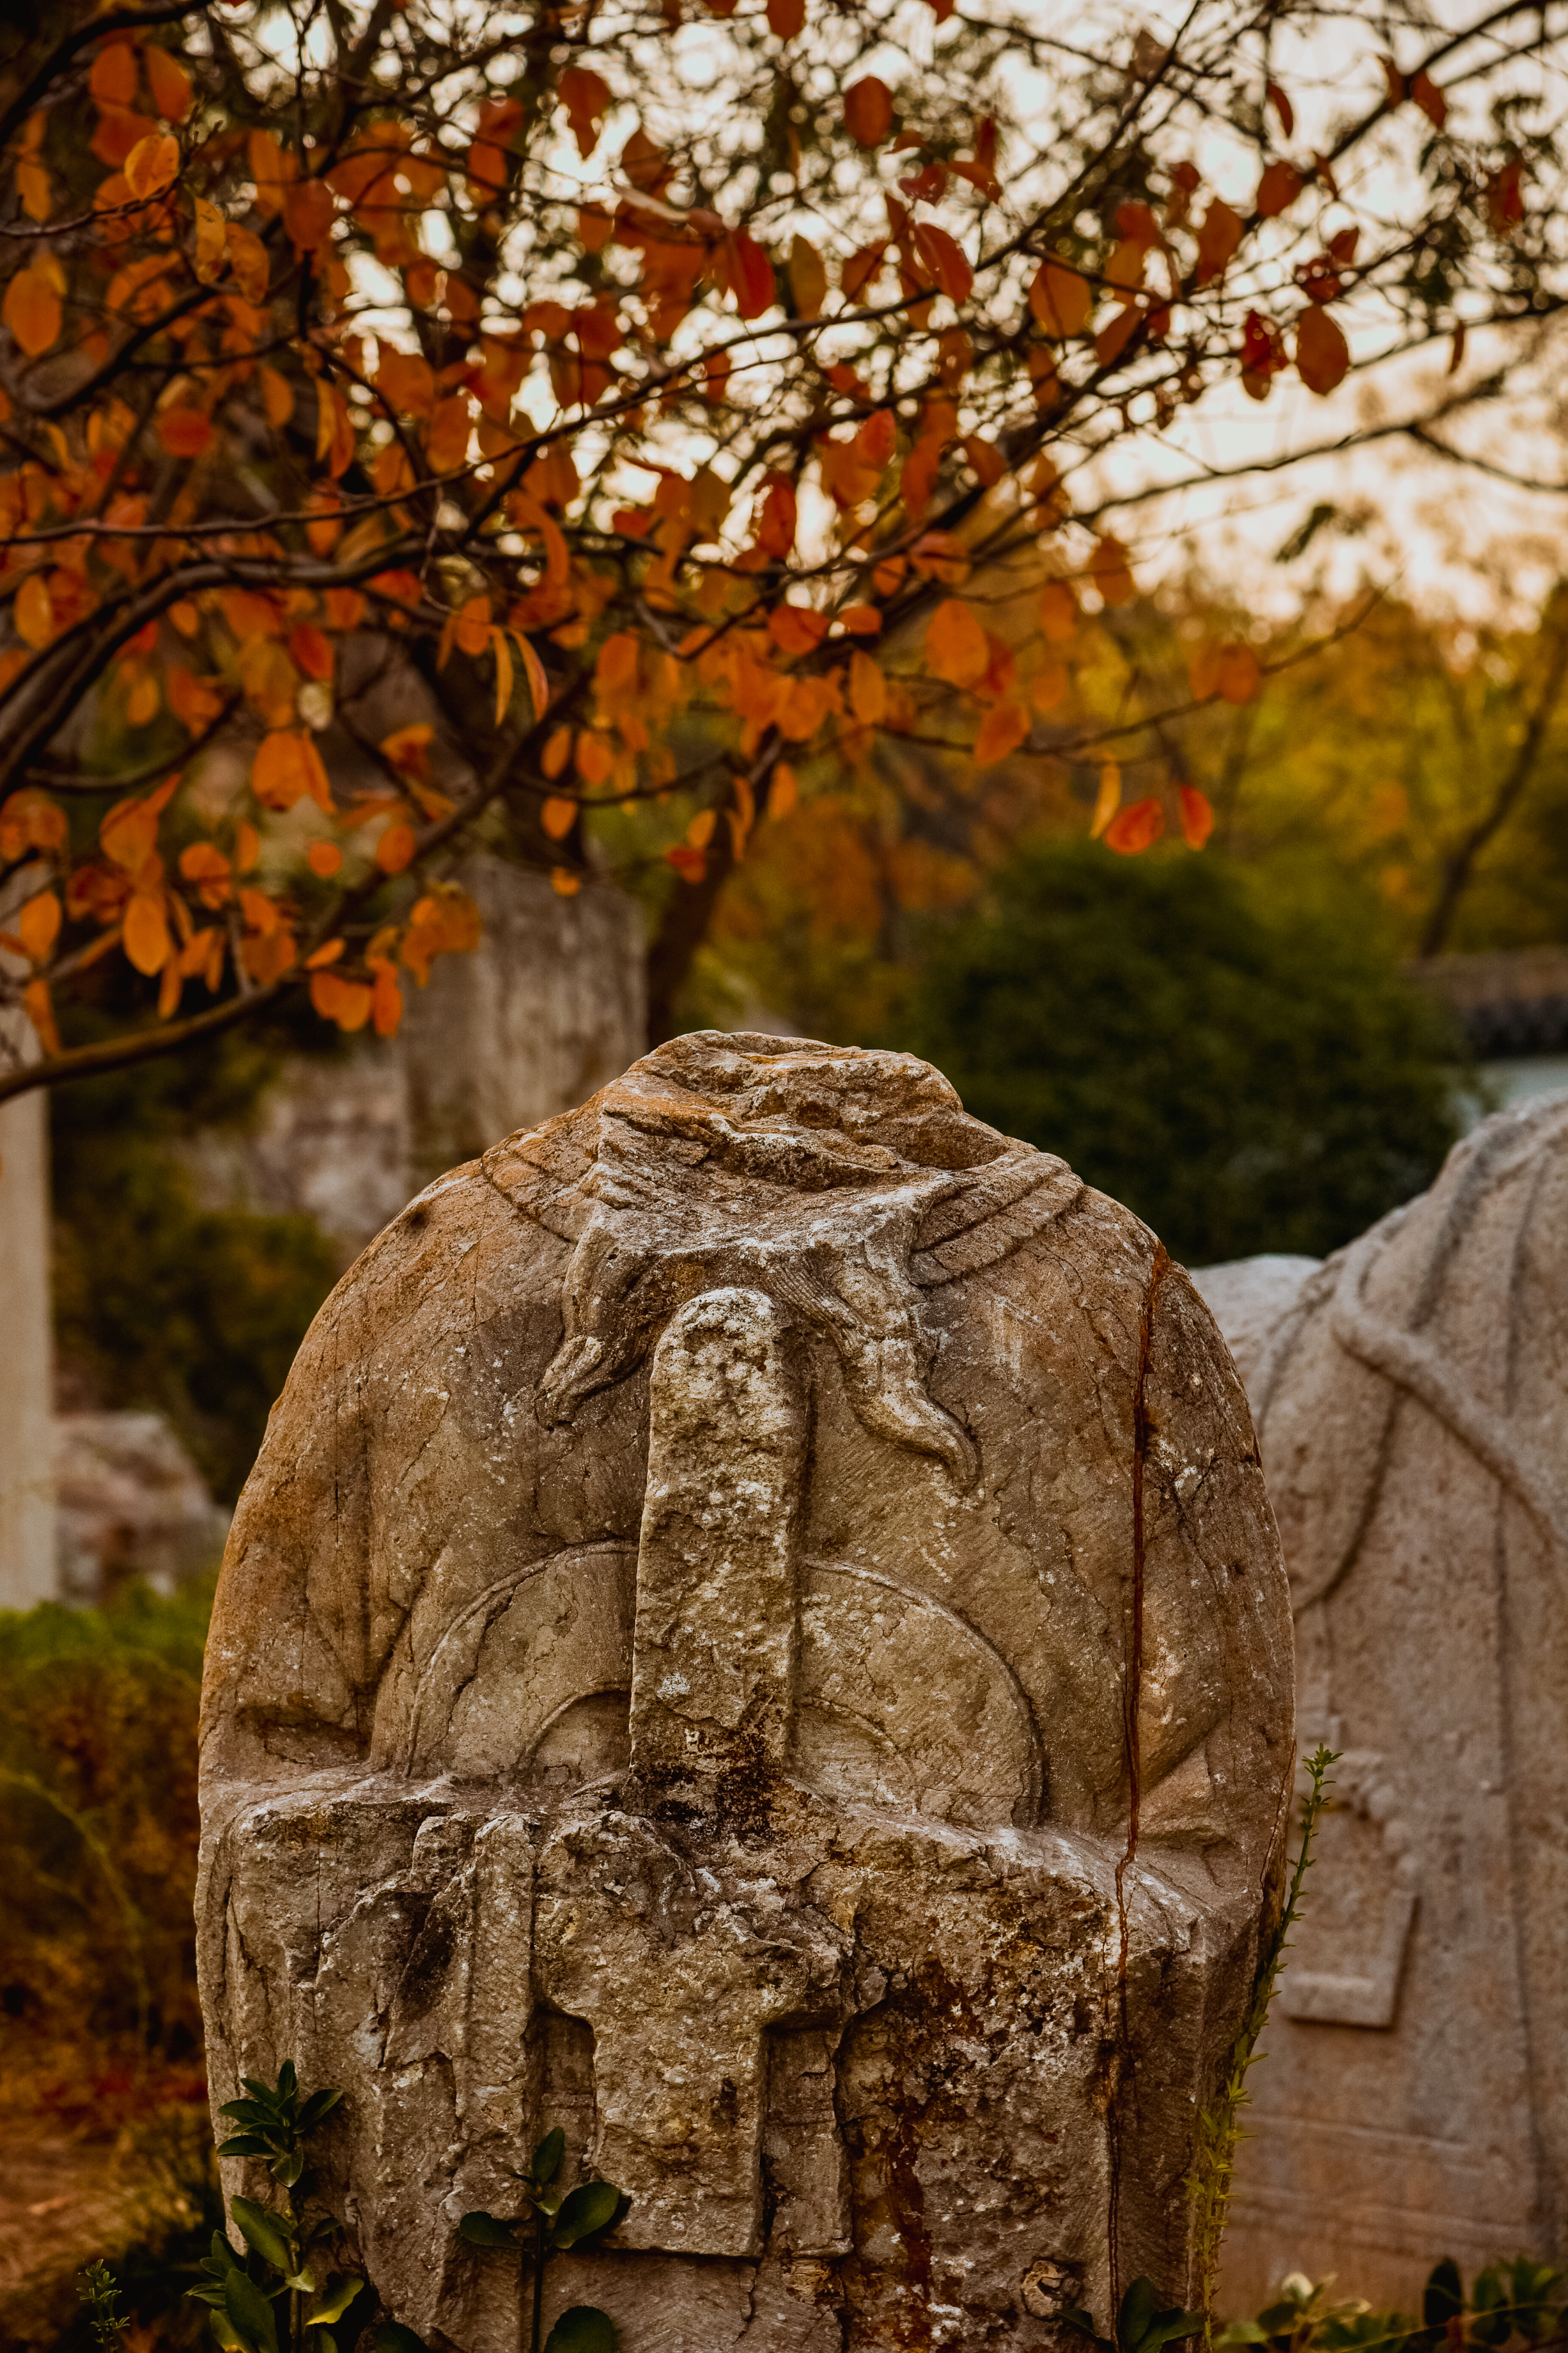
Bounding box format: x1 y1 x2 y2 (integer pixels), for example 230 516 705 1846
198 1034 1291 2352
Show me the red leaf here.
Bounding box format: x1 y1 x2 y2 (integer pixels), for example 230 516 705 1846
1179 786 1215 848
844 77 893 147
1103 797 1165 855
722 230 775 320
1255 160 1301 219
1296 304 1349 395
912 223 973 305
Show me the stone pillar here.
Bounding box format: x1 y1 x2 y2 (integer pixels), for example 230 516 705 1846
400 857 646 1186
0 1066 54 1609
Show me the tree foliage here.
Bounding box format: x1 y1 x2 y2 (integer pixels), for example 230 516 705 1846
0 0 1563 1092
899 838 1468 1263
0 1579 210 2097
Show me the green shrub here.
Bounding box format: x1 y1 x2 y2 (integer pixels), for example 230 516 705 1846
898 841 1470 1264
0 1583 210 2097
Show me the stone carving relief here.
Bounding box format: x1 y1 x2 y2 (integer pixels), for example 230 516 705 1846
1275 1746 1417 2031
198 1035 1293 2351
1197 1099 1568 2306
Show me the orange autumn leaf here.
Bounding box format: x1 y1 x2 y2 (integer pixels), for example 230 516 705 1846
228 223 270 306
1039 581 1077 641
307 840 343 876
843 77 893 147
24 977 59 1054
1030 655 1067 713
258 366 294 427
1090 535 1137 607
855 409 897 470
453 595 492 657
310 969 373 1029
4 265 62 357
0 789 68 859
376 820 418 873
167 666 226 731
100 774 178 870
124 664 161 728
1296 303 1350 395
89 42 139 107
1179 785 1215 848
372 964 403 1036
974 700 1030 766
1195 198 1243 284
17 159 52 224
124 132 180 199
924 598 989 689
178 841 231 905
289 623 334 680
15 574 55 649
253 730 331 811
848 648 887 724
789 235 827 317
541 795 577 839
962 435 1006 488
124 889 173 973
284 179 336 253
769 605 830 657
1028 261 1091 338
576 731 614 787
158 405 213 457
17 889 61 964
1104 796 1165 854
144 46 192 121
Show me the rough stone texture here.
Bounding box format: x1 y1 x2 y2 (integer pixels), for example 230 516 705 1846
182 1045 413 1260
56 1411 231 1602
198 1034 1293 2351
1197 1103 1568 2310
400 856 646 1190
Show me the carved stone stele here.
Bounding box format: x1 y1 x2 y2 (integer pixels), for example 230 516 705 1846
198 1035 1293 2352
1197 1100 1568 2309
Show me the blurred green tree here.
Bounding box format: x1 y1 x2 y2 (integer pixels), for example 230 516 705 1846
899 840 1470 1265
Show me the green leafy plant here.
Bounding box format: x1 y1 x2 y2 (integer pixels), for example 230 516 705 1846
460 2126 627 2353
1188 1745 1340 2334
1064 2273 1205 2353
186 2062 373 2353
1217 2256 1568 2353
76 2260 130 2348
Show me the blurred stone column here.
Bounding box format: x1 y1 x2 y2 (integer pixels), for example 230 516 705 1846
0 1017 54 1609
400 857 646 1187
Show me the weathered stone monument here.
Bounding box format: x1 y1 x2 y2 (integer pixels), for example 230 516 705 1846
1194 1099 1568 2310
198 1034 1292 2350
